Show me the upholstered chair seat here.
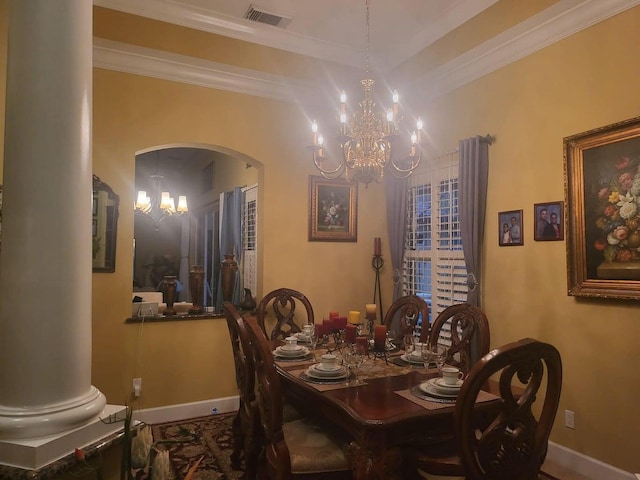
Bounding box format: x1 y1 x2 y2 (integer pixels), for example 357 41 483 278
283 417 350 475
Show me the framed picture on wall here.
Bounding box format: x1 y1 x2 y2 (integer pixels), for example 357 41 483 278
308 175 357 242
565 115 640 299
498 210 523 246
534 201 564 241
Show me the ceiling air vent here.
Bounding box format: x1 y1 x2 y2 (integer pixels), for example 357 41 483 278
244 4 292 28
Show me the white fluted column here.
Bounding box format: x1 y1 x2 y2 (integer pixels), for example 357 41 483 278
0 0 106 439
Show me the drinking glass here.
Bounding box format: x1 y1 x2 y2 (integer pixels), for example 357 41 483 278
308 329 319 361
351 342 366 385
430 344 447 373
420 345 433 373
402 334 415 356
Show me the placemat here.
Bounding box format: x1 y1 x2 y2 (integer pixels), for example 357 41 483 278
395 387 498 411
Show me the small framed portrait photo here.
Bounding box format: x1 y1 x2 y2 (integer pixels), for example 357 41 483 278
498 210 523 246
534 201 564 241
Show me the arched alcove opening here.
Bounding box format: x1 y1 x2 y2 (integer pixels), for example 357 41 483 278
133 144 261 312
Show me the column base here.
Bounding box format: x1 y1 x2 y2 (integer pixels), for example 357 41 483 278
0 386 107 440
0 403 123 470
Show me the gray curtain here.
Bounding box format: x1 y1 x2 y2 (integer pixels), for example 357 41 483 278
215 187 244 309
458 135 491 307
384 174 408 303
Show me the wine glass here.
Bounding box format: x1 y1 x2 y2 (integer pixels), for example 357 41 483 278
351 343 366 385
430 343 447 374
402 334 415 356
420 345 433 373
308 328 319 361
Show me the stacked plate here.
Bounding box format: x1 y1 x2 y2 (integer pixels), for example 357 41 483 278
294 332 311 343
273 344 310 359
418 377 463 399
305 363 348 381
400 351 425 365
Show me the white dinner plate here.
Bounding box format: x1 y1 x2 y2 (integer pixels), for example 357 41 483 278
418 379 459 398
401 353 425 364
273 346 310 358
434 378 463 390
306 365 348 379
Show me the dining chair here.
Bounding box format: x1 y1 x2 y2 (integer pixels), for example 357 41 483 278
428 303 490 375
223 301 261 478
403 337 563 480
383 294 430 343
257 288 315 340
243 313 352 480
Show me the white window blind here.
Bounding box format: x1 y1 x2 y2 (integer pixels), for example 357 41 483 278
403 150 467 336
242 185 258 297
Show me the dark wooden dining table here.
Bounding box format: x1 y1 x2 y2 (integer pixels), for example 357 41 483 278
275 345 500 480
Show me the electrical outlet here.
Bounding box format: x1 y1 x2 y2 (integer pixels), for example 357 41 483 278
132 378 142 397
564 409 575 429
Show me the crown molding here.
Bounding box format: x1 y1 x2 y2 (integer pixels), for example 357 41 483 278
409 0 640 99
93 0 363 67
93 0 640 105
93 38 314 103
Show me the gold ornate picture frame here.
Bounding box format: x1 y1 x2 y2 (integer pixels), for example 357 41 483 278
564 116 640 299
309 176 357 242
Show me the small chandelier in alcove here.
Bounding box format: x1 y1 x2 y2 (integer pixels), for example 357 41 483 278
134 155 188 230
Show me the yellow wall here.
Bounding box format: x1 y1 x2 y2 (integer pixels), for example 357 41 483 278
90 56 391 410
1 0 639 474
398 5 640 472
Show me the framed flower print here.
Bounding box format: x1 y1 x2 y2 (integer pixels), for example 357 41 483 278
308 176 357 242
564 115 640 299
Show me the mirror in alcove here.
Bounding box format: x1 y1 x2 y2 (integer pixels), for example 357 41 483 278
133 147 258 310
93 175 119 273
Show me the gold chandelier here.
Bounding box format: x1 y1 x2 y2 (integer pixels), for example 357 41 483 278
309 0 423 186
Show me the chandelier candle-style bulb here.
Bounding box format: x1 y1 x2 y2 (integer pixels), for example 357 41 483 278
311 120 318 144
177 195 188 213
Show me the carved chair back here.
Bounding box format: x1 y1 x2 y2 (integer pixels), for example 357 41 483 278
455 338 562 480
428 303 490 375
383 294 430 342
243 313 293 479
257 288 315 340
222 302 260 476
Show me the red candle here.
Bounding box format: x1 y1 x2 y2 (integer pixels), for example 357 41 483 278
329 311 339 319
345 324 357 343
374 325 387 350
322 319 333 336
334 316 348 331
374 237 382 256
356 336 369 354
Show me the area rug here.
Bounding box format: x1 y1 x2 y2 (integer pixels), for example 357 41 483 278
151 413 243 480
151 413 560 480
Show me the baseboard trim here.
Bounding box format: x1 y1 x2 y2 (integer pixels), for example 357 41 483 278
132 396 239 425
546 441 634 480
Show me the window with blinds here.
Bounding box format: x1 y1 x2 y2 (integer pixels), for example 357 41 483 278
242 185 258 297
403 153 467 335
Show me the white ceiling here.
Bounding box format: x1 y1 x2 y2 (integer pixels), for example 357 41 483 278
94 0 640 103
95 0 500 71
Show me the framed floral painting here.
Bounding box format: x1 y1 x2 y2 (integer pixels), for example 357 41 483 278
308 176 357 242
564 115 640 299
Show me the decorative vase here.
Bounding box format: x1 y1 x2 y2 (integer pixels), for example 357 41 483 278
239 288 256 311
221 254 238 302
188 265 205 314
162 276 177 316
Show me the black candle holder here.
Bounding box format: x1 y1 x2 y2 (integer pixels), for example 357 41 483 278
372 254 384 321
370 346 389 365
